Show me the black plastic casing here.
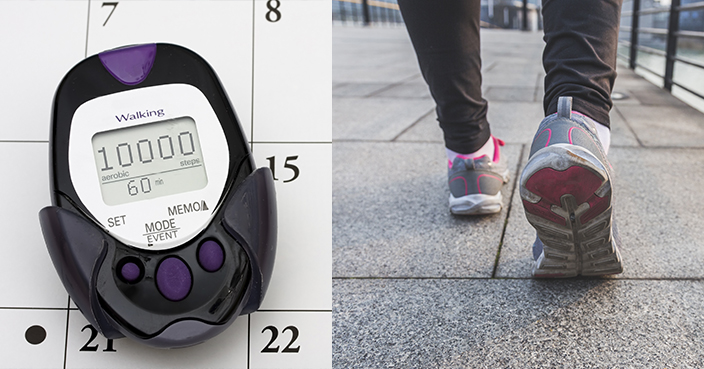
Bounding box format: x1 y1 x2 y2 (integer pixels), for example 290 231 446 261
39 43 277 348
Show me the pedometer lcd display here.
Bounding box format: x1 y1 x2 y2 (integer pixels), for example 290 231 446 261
91 116 208 206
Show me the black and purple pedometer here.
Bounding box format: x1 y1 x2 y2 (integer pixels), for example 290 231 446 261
39 43 277 348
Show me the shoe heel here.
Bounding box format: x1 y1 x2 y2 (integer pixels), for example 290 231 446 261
521 144 623 277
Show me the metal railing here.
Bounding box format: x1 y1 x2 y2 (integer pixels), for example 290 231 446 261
332 0 404 26
619 0 704 100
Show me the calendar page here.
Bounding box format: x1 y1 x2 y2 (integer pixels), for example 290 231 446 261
0 1 331 368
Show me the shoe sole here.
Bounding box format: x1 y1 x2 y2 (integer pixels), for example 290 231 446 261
450 169 510 215
450 192 503 215
520 144 623 277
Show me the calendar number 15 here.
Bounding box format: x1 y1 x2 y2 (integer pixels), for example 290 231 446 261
267 155 300 183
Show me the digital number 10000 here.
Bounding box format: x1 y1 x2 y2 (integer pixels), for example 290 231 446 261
96 131 197 171
91 117 208 206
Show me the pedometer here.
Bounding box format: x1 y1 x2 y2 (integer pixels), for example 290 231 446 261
39 43 277 348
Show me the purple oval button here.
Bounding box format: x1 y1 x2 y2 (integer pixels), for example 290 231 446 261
156 257 192 301
121 262 141 282
198 240 224 272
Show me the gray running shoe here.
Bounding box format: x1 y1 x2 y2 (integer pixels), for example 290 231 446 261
448 136 510 215
520 96 623 277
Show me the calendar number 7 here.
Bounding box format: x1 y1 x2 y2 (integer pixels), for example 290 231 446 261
102 2 118 27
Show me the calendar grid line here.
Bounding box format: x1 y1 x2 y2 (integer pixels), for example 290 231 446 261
62 296 71 369
0 140 334 145
0 140 333 145
84 0 91 58
0 306 77 311
0 140 49 144
256 310 332 313
251 141 332 144
247 313 251 369
250 0 256 153
0 306 331 311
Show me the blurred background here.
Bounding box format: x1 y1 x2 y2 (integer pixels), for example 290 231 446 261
331 0 704 113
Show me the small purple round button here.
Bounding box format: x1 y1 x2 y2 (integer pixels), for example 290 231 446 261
198 240 224 272
120 262 141 282
156 257 192 301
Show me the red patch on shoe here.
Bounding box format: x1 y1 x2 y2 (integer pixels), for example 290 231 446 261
581 193 610 224
523 166 608 226
523 199 566 226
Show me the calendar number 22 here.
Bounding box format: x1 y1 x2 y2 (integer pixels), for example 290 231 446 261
261 325 300 353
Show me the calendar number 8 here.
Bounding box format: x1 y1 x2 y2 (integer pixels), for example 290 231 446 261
266 0 282 22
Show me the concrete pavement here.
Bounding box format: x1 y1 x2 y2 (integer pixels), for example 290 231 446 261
333 26 704 368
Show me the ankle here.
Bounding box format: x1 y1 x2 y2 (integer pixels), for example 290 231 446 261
572 111 611 154
593 121 611 155
446 136 495 166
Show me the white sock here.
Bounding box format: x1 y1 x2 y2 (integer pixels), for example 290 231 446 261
573 110 611 155
446 136 494 165
594 122 611 155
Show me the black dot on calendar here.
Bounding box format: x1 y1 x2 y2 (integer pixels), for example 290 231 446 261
25 325 47 345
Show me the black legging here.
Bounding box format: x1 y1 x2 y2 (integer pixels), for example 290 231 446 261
398 0 622 154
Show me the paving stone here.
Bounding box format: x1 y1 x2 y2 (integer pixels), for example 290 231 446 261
393 111 443 143
616 105 704 147
494 145 534 278
333 97 435 140
333 28 419 84
333 142 522 278
334 278 704 368
395 95 638 148
613 63 690 109
483 60 545 76
497 147 704 279
483 71 544 88
333 82 393 97
611 87 644 106
373 81 431 99
396 102 547 145
481 33 545 62
397 101 545 145
613 63 652 91
398 101 545 143
628 84 690 107
485 102 546 143
609 147 704 278
333 65 420 84
484 86 538 102
610 106 640 147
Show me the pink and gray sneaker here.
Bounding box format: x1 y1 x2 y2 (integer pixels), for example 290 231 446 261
448 136 510 215
520 97 623 277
